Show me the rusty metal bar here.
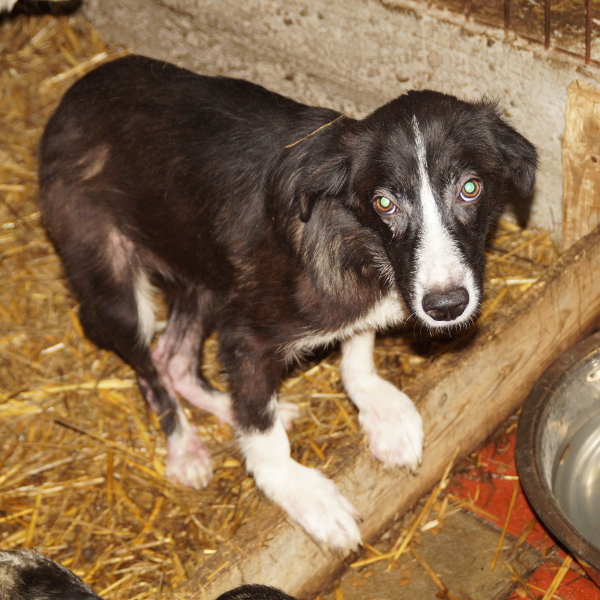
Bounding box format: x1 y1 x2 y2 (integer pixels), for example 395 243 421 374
554 44 600 68
544 0 551 49
441 0 600 68
463 0 472 20
586 0 593 64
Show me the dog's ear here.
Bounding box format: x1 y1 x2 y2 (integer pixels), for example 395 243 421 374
297 153 351 222
492 117 538 198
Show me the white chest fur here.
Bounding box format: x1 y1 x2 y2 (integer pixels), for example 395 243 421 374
282 291 407 362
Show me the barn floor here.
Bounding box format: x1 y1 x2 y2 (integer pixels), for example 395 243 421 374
2 7 600 600
321 414 600 600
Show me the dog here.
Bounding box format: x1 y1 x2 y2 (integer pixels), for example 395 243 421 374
38 54 537 551
0 550 101 600
0 549 295 600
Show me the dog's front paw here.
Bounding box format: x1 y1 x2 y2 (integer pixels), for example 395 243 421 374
256 461 361 551
356 378 423 470
166 425 213 489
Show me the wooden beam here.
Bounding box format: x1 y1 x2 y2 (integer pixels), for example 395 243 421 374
562 80 600 249
179 226 600 600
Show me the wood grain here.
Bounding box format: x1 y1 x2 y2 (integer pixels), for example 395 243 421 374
563 80 600 249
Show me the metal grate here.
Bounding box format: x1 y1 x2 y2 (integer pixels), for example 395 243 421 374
426 0 598 66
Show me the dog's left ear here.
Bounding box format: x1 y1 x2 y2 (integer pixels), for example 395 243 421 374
492 118 538 197
297 152 351 222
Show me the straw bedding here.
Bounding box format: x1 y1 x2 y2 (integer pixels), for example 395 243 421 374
0 13 559 599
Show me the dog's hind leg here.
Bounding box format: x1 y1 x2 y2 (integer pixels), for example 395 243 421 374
223 335 361 550
151 287 300 430
70 229 213 489
151 289 299 430
151 286 234 425
340 329 423 470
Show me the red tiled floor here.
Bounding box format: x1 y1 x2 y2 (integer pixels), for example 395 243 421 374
446 415 600 599
506 561 600 600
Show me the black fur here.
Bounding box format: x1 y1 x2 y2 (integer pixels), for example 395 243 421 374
0 550 100 600
38 55 537 455
216 585 298 600
0 551 295 600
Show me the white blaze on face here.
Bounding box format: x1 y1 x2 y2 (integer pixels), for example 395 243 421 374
412 119 479 328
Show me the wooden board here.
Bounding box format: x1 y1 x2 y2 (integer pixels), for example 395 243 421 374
177 225 600 600
563 80 600 249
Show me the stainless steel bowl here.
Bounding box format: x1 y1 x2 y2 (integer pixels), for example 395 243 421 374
516 331 600 587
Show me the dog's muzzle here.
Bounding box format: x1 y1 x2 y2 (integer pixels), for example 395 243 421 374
422 287 469 322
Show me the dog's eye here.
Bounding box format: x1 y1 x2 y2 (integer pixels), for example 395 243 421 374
459 179 482 202
374 196 396 214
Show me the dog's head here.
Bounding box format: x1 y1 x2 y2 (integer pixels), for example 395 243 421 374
290 90 538 331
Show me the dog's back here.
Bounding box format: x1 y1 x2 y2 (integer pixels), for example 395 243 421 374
39 55 339 286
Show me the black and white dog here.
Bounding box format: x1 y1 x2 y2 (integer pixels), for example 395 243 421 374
39 55 537 550
0 550 101 600
0 550 294 600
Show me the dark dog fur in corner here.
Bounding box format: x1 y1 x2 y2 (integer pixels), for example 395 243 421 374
38 54 537 550
0 549 297 600
0 550 101 600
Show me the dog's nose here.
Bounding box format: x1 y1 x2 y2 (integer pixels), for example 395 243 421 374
422 288 469 321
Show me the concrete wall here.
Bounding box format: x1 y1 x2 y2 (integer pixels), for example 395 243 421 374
83 0 600 239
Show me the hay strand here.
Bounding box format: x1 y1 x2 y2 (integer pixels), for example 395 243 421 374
410 548 467 600
541 555 573 600
491 482 519 570
392 451 456 559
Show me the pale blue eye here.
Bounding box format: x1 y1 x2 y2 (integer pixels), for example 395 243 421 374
464 181 476 195
460 179 482 201
375 196 396 214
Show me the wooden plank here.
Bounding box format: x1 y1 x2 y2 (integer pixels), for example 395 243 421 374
562 80 600 249
179 226 600 600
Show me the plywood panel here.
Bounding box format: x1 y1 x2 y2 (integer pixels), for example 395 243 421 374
562 80 600 249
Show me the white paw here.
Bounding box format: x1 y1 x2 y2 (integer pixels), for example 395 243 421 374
277 401 300 431
166 425 213 489
255 461 362 551
355 378 423 469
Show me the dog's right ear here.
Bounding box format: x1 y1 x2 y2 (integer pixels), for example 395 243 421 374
296 152 351 222
489 112 538 198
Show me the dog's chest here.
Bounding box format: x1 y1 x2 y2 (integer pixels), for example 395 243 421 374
282 291 407 361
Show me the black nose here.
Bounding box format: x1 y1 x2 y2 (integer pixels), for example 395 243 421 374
422 288 469 321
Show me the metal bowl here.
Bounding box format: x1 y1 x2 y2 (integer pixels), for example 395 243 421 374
516 331 600 586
